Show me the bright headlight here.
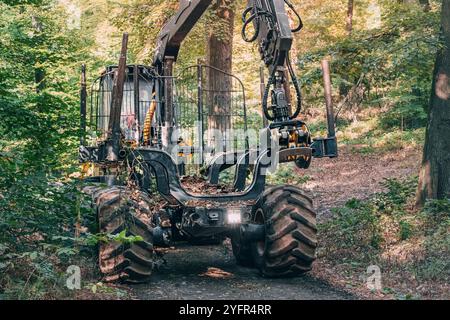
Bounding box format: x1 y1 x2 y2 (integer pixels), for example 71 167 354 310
226 208 242 224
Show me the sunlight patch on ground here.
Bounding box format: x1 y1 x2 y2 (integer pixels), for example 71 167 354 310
200 267 234 279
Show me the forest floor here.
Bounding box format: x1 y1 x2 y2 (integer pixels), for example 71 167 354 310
131 243 355 300
301 145 422 219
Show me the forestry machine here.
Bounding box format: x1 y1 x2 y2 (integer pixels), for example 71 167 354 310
79 0 337 282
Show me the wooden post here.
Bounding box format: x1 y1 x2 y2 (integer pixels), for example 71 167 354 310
162 56 175 152
107 33 128 161
197 59 204 165
80 64 87 146
321 59 336 138
133 65 140 136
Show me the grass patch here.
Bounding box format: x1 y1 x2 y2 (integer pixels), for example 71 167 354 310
267 163 311 186
340 122 424 155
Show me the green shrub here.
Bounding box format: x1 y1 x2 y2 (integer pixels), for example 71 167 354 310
380 103 428 130
320 177 418 258
399 220 413 240
320 198 382 252
373 177 417 214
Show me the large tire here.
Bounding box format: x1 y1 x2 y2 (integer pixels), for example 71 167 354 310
93 187 154 283
251 185 317 277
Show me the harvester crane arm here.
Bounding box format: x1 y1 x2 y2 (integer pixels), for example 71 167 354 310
153 0 304 125
153 0 213 71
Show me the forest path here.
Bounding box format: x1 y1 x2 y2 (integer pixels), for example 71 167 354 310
302 145 421 219
131 243 354 300
130 146 421 300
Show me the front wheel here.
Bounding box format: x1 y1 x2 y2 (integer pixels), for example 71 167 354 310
251 185 318 277
93 187 155 283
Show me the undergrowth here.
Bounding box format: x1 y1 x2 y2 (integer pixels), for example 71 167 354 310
318 176 449 299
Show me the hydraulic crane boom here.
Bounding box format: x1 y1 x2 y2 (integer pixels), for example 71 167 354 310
154 0 304 127
153 0 296 71
79 0 336 166
153 0 213 70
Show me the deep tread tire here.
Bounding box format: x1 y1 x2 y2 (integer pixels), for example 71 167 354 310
251 185 317 277
94 187 154 283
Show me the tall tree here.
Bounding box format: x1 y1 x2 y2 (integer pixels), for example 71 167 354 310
206 0 235 149
416 0 450 207
340 0 354 97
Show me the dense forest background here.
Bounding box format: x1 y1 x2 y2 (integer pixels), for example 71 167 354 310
0 0 448 299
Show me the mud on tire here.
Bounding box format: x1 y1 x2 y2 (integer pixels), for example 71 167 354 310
251 185 317 277
93 187 154 283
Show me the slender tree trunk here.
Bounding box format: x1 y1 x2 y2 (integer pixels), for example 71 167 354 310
416 0 450 207
346 0 354 36
32 15 45 94
339 0 354 97
206 0 234 151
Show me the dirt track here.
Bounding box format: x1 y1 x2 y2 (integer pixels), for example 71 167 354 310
132 243 354 300
131 146 421 300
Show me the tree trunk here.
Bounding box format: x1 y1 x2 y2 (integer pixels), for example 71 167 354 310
32 15 45 94
416 0 450 207
206 0 234 151
339 0 354 97
346 0 354 36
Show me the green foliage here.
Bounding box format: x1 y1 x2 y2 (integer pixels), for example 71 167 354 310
321 198 382 252
321 177 450 286
341 120 425 155
379 100 428 130
415 199 450 281
422 198 450 219
373 177 417 214
298 1 439 132
399 220 413 240
320 176 418 256
0 1 92 176
268 163 311 185
0 0 101 299
86 230 144 245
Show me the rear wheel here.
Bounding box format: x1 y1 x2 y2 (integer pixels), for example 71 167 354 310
93 187 154 283
251 185 317 277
